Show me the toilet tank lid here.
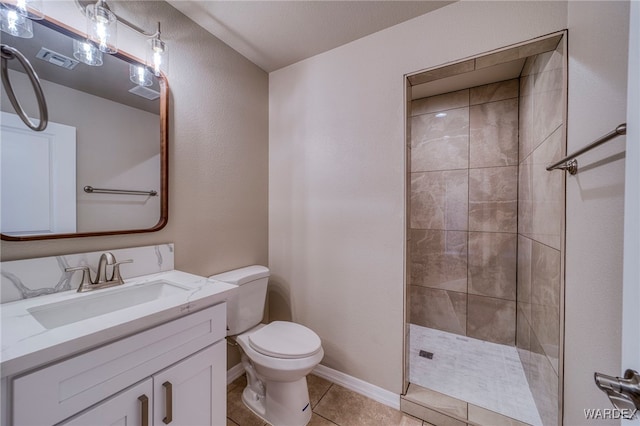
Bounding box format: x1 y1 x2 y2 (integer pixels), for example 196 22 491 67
209 265 270 285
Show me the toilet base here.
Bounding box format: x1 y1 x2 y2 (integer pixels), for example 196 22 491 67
242 377 313 426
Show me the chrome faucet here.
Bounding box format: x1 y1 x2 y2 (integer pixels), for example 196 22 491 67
95 252 117 284
65 252 133 292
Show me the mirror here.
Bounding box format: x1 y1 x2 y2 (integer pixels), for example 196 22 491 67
0 15 168 241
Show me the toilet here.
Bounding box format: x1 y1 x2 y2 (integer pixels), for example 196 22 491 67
210 265 324 426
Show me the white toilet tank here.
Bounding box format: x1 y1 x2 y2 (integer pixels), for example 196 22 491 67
209 265 270 336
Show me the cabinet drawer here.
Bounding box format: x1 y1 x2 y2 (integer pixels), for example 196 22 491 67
58 379 152 426
13 303 226 426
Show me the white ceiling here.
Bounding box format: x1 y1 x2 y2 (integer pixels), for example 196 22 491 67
167 1 454 72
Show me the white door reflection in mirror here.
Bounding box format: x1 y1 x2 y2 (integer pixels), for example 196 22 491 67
1 111 76 236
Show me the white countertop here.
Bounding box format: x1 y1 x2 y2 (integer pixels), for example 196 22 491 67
0 270 236 378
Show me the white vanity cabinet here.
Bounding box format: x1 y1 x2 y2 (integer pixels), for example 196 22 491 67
8 303 227 426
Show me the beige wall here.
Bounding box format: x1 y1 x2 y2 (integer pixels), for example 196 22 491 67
269 1 568 394
565 2 629 425
0 1 269 369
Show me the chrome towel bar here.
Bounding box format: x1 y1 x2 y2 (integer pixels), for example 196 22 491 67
84 186 157 196
547 123 627 175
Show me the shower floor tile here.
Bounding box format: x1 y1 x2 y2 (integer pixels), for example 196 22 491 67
409 324 542 426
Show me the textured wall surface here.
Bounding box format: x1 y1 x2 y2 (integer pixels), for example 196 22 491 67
565 2 629 424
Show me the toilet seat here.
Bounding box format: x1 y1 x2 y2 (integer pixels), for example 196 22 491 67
248 321 321 359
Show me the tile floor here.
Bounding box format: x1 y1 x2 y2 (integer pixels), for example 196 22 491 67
227 374 427 426
409 324 542 426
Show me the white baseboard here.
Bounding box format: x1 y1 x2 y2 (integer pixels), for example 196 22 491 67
227 362 245 385
226 362 400 411
312 364 400 410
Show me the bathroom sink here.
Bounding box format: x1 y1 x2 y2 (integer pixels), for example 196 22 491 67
27 280 191 329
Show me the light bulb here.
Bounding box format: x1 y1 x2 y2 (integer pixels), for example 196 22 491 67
0 6 33 38
136 66 145 84
5 0 43 20
73 39 103 66
153 50 161 75
16 0 27 15
129 63 153 87
147 36 167 77
8 9 18 30
96 21 107 50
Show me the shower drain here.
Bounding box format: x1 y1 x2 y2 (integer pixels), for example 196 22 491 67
418 350 434 359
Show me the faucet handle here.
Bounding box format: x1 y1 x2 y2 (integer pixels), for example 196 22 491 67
100 252 117 264
111 259 133 285
65 266 94 292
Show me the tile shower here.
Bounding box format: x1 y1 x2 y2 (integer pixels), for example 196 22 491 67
405 35 565 426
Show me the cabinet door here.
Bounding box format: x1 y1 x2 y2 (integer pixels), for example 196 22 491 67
60 379 152 426
153 342 226 426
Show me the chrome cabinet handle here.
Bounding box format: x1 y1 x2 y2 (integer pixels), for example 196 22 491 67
162 381 173 424
138 395 149 426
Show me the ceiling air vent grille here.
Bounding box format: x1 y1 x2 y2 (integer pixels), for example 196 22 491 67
128 85 160 100
35 47 78 70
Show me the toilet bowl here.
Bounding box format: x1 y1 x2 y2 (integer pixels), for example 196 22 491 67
235 322 324 425
210 266 324 426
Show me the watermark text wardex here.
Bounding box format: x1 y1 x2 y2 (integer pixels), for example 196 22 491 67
584 408 638 420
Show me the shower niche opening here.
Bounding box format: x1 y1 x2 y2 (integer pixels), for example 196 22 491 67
404 32 567 426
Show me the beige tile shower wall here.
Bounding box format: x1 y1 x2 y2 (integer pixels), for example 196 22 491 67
409 80 519 346
516 38 565 426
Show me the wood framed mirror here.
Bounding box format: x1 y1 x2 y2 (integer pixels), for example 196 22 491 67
0 14 168 241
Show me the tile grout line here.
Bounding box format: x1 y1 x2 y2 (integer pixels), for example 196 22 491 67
312 382 334 410
312 410 340 426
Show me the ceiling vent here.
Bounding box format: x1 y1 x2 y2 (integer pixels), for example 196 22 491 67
35 47 78 70
128 85 160 101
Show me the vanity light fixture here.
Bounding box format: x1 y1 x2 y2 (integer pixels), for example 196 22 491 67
0 0 44 38
129 63 153 87
85 0 117 54
77 0 168 76
147 22 167 77
73 39 103 66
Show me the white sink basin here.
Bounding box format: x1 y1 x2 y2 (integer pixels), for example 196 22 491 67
27 280 191 329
